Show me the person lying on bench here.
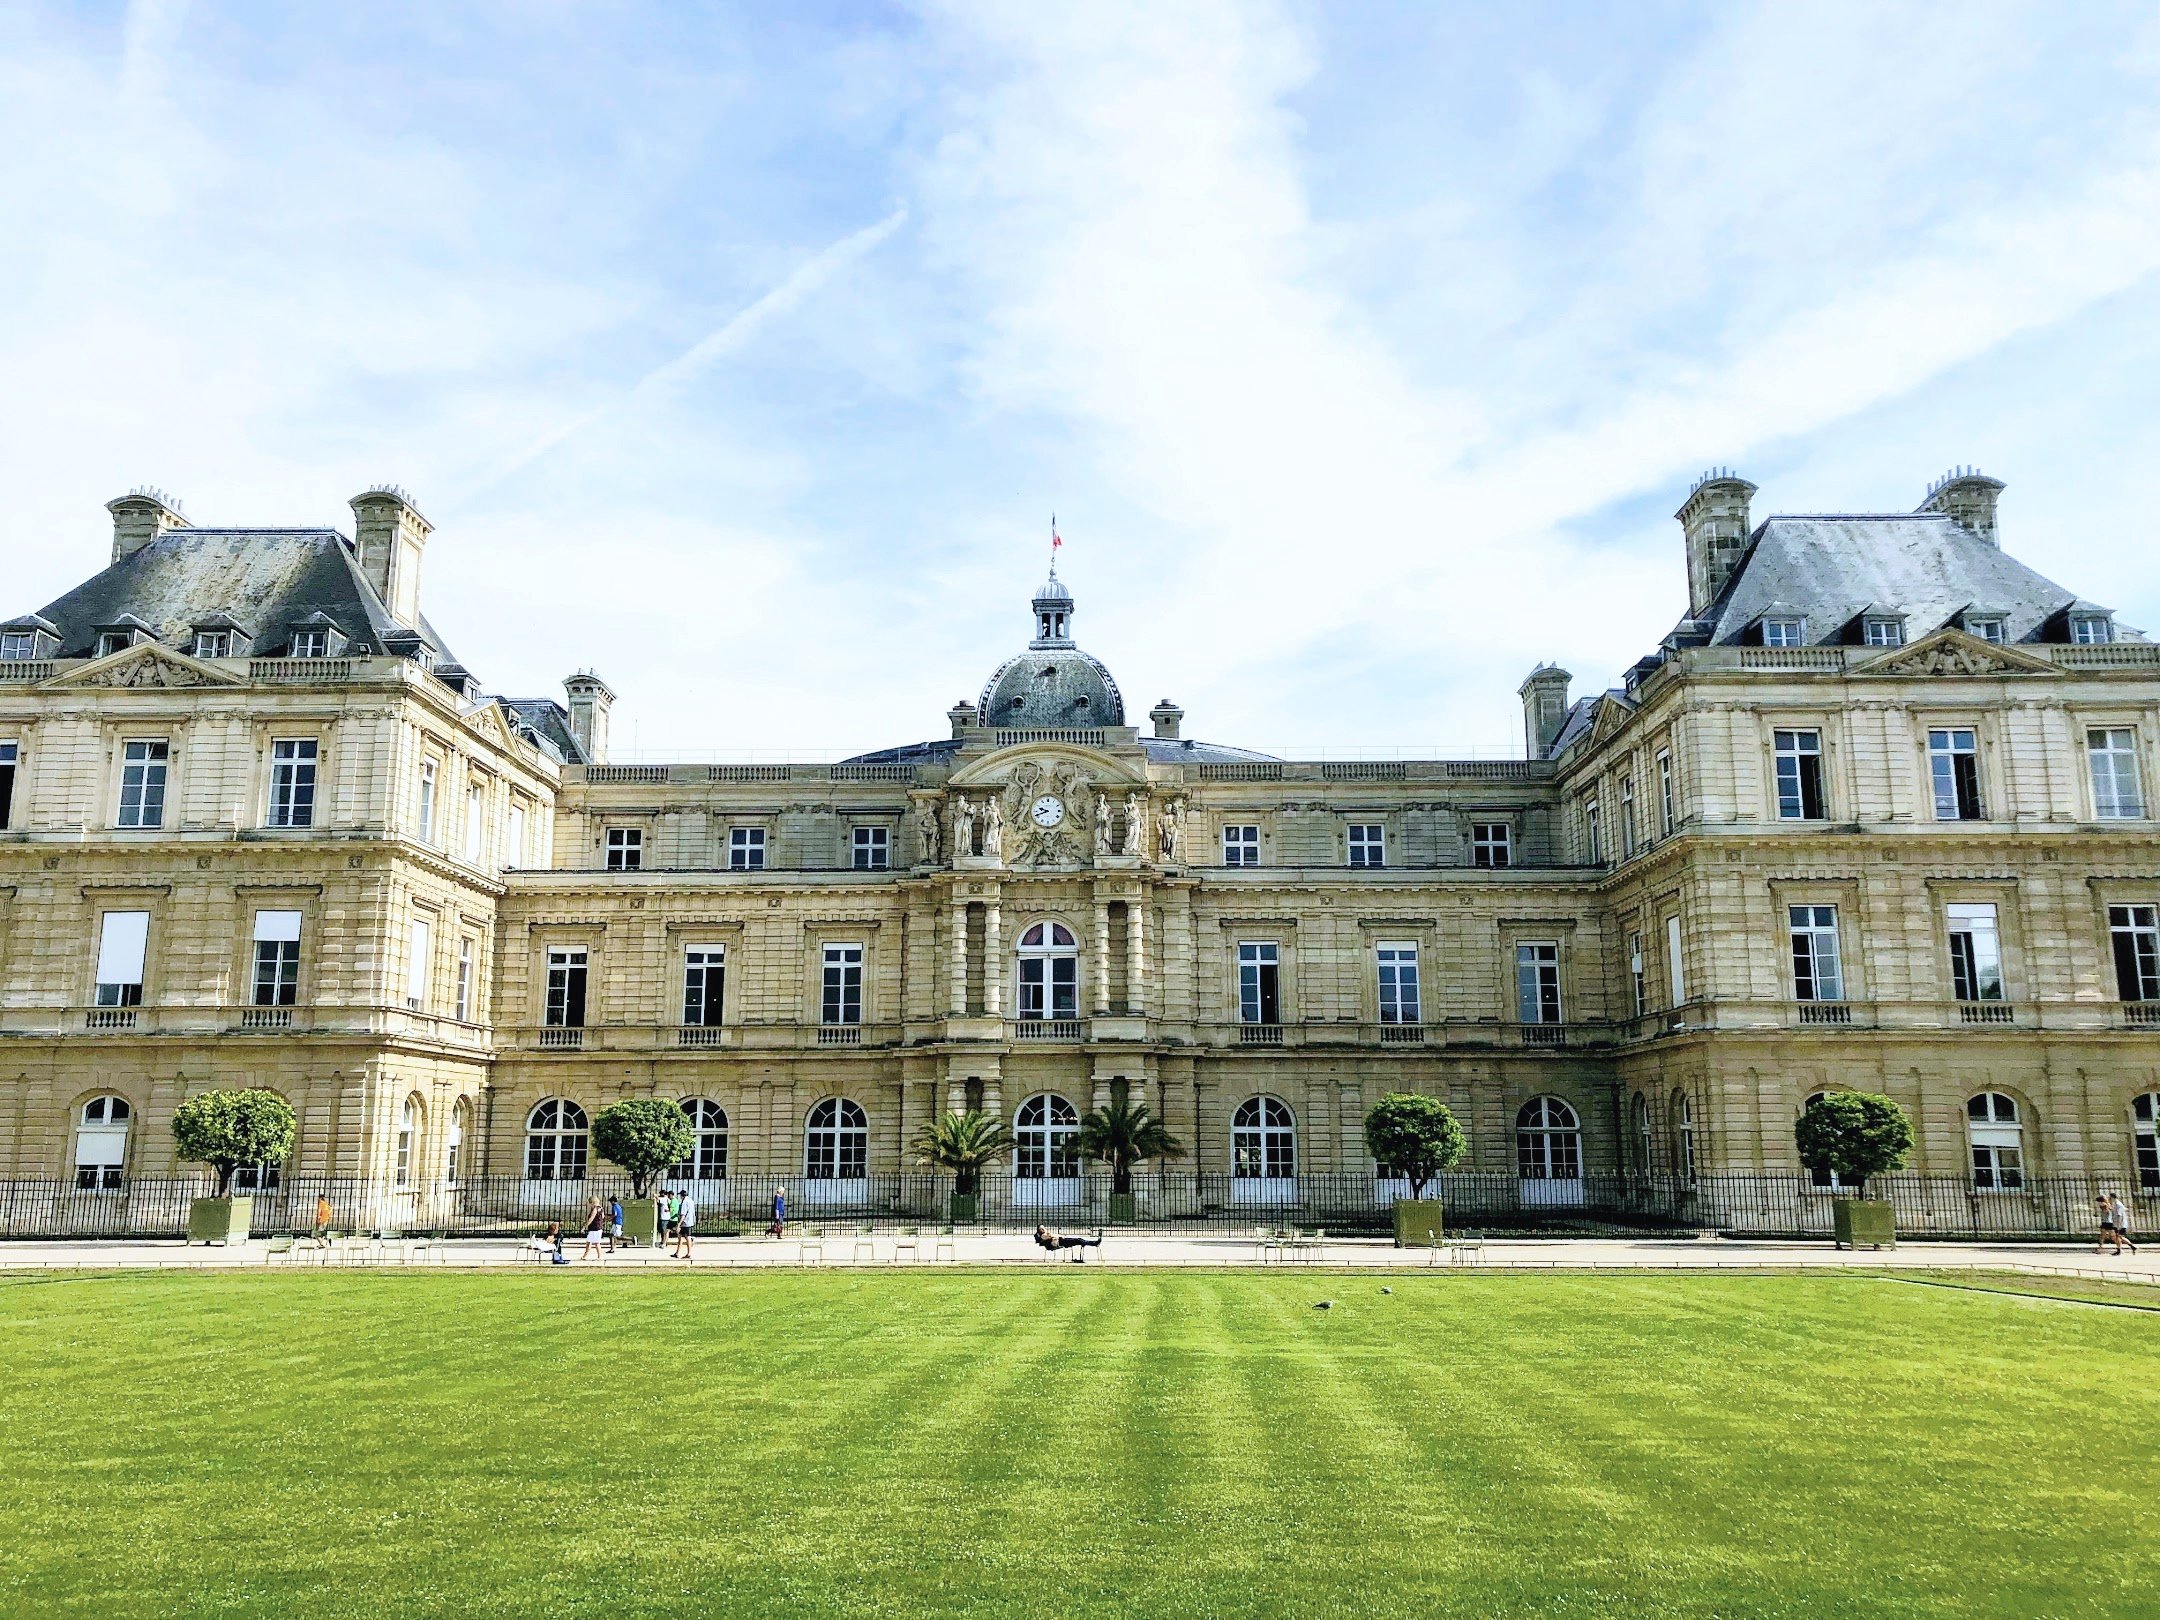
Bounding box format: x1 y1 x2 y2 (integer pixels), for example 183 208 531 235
1032 1225 1103 1261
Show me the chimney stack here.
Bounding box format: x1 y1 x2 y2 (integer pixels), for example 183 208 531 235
1149 699 1184 741
107 488 189 563
349 486 433 628
1919 467 2004 546
948 700 978 740
1518 665 1571 760
1676 469 1757 616
564 671 615 766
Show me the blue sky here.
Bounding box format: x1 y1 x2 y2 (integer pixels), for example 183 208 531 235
3 1 2158 759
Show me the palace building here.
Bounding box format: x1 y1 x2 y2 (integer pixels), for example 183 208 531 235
2 470 2157 1226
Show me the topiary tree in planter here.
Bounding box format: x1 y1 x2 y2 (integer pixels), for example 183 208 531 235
911 1110 1012 1220
1365 1092 1467 1247
1076 1095 1184 1221
1796 1090 1913 1249
172 1089 296 1243
595 1099 697 1246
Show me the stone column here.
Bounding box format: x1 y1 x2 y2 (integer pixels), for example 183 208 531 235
985 900 1003 1017
950 899 967 1016
1127 893 1147 1014
1093 898 1112 1014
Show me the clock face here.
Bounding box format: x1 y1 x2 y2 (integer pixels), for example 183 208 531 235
1030 794 1065 828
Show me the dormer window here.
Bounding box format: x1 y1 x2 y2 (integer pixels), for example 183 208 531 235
192 630 232 659
1762 618 1805 648
1966 616 2007 644
1862 616 1905 648
291 628 329 659
2071 613 2113 646
0 632 36 660
97 632 129 658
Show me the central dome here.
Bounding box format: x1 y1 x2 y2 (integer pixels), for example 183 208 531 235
977 566 1125 728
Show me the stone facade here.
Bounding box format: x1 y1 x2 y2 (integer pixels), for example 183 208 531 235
3 471 2158 1209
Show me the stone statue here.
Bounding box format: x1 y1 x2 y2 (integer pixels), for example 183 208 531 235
982 802 1003 859
1157 797 1183 860
950 795 973 859
917 800 942 864
1122 792 1145 857
1094 793 1113 857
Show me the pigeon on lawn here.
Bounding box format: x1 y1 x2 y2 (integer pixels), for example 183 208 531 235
1314 1300 1334 1310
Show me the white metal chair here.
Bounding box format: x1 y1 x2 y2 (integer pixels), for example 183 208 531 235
934 1225 957 1263
852 1225 878 1264
893 1226 921 1264
798 1226 826 1265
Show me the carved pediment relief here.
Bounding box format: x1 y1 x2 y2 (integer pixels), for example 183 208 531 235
41 643 245 691
1856 629 2057 678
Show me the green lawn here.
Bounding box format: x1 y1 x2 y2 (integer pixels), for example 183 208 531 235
2 1270 2155 1618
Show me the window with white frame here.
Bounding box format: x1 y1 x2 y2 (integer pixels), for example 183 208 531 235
1015 1093 1080 1180
1016 922 1079 1022
266 739 317 829
1928 728 1984 820
406 918 433 1012
1946 903 2005 1003
2135 1093 2160 1191
1222 824 1260 867
117 739 168 828
1619 777 1636 859
1665 915 1686 1008
1516 1096 1580 1180
505 801 528 870
2088 729 2145 819
445 1099 468 1186
290 627 330 659
544 947 588 1028
1470 822 1512 868
1788 905 1844 1002
524 1099 588 1181
231 1159 283 1194
672 1098 729 1181
2109 904 2160 1002
1237 941 1280 1025
1967 1092 2024 1189
1633 1093 1654 1174
729 826 766 870
1376 943 1421 1026
605 826 642 871
1231 1095 1296 1180
2071 613 2113 645
0 739 16 831
1515 941 1561 1024
1762 617 1805 648
1862 616 1905 647
1773 729 1824 820
74 1096 130 1190
821 943 863 1026
1627 931 1646 1016
683 946 726 1027
1966 615 2007 644
192 629 232 659
417 759 438 844
852 825 889 871
1584 799 1602 864
1347 823 1384 868
805 1097 867 1180
95 910 149 1006
455 936 474 1022
395 1096 418 1187
251 910 302 1007
1674 1093 1696 1182
0 631 36 659
464 784 486 864
1657 750 1674 836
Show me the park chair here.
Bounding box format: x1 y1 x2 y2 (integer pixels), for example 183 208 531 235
1294 1229 1326 1264
852 1225 878 1264
934 1225 957 1263
1253 1226 1281 1264
893 1225 921 1264
263 1234 296 1264
798 1226 826 1265
1451 1231 1487 1267
406 1229 448 1265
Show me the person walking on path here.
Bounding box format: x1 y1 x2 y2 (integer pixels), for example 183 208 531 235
607 1195 624 1252
767 1186 787 1239
674 1189 698 1260
2097 1195 2118 1254
2106 1190 2138 1255
313 1194 333 1245
663 1189 682 1247
580 1197 607 1260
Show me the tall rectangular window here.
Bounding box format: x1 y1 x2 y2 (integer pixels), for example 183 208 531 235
1773 730 1824 820
1788 905 1844 1002
506 802 528 870
406 918 433 1011
605 827 643 871
1657 750 1674 836
1376 944 1420 1026
545 947 588 1028
417 760 438 844
1928 729 1984 820
1666 914 1686 1007
729 826 766 870
251 910 302 1007
1584 800 1602 864
2110 905 2160 1002
455 937 474 1022
1470 823 1512 868
1222 824 1260 866
1619 777 1636 859
1946 903 2004 1003
464 784 486 864
267 739 317 829
1515 942 1561 1024
1237 942 1281 1025
2088 729 2145 819
94 911 149 1006
852 825 888 870
821 944 863 1026
0 739 16 829
683 947 726 1026
1347 824 1384 868
1627 931 1646 1016
116 739 168 828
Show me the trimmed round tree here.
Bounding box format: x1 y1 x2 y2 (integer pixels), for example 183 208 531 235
593 1098 696 1197
172 1089 297 1197
1364 1092 1467 1199
1796 1091 1914 1195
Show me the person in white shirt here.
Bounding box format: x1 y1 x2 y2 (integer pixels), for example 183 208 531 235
2104 1191 2137 1256
674 1190 698 1260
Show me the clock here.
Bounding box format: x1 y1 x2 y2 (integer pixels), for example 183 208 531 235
1030 795 1065 828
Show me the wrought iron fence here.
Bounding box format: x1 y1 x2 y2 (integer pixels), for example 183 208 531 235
0 1170 2153 1241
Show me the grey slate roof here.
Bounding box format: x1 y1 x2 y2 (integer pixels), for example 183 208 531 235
840 735 1278 767
499 699 587 766
977 646 1126 729
17 527 459 663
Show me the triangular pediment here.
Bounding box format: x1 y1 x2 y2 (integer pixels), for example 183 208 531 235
1585 694 1637 747
1854 628 2058 678
41 642 246 691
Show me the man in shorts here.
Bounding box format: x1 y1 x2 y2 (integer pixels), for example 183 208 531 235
2106 1190 2138 1256
674 1189 698 1260
608 1195 624 1252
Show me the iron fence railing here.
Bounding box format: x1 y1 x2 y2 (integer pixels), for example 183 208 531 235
0 1171 2154 1241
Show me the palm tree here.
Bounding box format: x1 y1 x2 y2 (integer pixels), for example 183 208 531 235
1076 1095 1184 1196
910 1110 1012 1198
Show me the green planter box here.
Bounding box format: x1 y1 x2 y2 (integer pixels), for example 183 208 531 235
188 1196 253 1246
1108 1192 1137 1223
950 1192 979 1222
1394 1199 1446 1249
1833 1199 1896 1250
623 1199 659 1247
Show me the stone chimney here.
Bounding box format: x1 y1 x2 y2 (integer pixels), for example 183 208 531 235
564 671 615 766
1518 665 1571 760
1150 699 1184 741
349 486 433 628
1676 469 1757 616
106 488 189 563
948 700 978 740
1919 467 2004 546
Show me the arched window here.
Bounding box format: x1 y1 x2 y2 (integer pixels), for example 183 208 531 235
445 1098 468 1187
74 1096 131 1190
672 1099 729 1182
394 1096 421 1187
805 1098 868 1181
1016 922 1080 1022
525 1099 589 1181
1803 1091 1851 1189
1516 1096 1582 1181
1672 1091 1696 1182
2136 1093 2160 1192
1015 1094 1080 1179
1231 1095 1296 1180
1967 1093 2024 1189
1631 1092 1653 1175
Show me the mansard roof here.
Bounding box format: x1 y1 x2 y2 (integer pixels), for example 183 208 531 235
839 735 1279 768
499 699 588 766
19 527 459 663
